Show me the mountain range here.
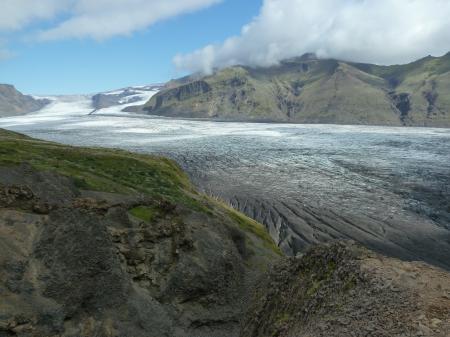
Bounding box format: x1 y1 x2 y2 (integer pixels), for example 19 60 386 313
2 53 450 127
142 52 450 127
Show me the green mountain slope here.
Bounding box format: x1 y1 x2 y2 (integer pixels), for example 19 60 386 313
144 53 450 126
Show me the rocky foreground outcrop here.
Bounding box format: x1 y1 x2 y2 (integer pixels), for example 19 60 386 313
0 129 448 337
241 242 450 337
0 84 49 117
0 129 280 337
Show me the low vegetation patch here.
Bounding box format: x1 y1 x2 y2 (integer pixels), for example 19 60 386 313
0 129 198 208
0 129 280 254
129 205 160 223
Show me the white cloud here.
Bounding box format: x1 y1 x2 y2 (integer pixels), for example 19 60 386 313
174 0 450 73
0 0 70 31
0 0 221 39
37 0 222 41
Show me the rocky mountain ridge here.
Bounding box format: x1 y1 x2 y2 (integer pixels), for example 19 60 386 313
143 53 450 127
0 84 49 117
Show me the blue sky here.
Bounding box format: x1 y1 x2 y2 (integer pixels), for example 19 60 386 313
1 0 450 95
0 0 261 94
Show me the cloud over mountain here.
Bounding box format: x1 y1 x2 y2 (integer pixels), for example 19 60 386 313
174 0 450 73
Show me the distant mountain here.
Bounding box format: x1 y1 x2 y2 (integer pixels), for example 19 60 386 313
142 53 450 127
0 84 49 117
91 84 163 113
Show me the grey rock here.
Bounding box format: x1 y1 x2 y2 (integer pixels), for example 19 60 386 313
0 84 49 117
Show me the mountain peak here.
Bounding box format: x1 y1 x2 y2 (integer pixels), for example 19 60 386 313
299 52 318 60
282 53 318 64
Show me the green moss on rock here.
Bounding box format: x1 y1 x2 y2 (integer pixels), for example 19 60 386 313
129 205 159 223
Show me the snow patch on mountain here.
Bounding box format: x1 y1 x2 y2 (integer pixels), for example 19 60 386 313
91 84 163 114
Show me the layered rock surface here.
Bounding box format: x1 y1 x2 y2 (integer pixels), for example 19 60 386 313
242 242 450 337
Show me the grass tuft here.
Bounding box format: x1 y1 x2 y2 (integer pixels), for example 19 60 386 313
129 205 159 223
